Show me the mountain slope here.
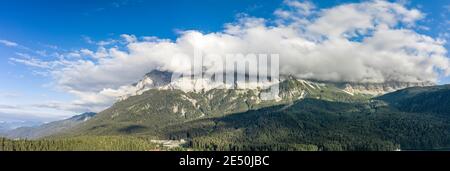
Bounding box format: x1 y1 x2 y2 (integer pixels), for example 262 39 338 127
0 120 41 134
169 98 450 151
52 71 449 151
60 77 375 137
3 112 96 139
377 85 450 115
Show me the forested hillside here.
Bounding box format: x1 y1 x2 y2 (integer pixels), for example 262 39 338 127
0 136 160 151
378 85 450 115
58 78 371 137
3 83 449 151
167 99 450 151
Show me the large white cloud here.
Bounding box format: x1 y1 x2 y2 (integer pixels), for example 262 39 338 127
10 0 450 113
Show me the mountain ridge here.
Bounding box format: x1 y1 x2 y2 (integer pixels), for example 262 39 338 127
2 112 96 139
8 70 448 151
56 70 437 138
118 70 433 101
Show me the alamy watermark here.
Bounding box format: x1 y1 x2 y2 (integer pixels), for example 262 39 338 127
169 49 280 100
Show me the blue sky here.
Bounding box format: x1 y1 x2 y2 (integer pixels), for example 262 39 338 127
0 0 449 123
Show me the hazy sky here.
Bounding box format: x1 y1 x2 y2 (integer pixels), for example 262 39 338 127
0 0 449 123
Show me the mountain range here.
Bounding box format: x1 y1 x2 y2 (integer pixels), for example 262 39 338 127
2 70 449 151
2 112 96 139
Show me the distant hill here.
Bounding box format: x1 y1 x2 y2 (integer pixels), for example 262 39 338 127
0 120 41 134
3 112 96 139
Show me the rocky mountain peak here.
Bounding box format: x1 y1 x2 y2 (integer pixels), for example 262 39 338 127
120 69 435 102
337 81 435 95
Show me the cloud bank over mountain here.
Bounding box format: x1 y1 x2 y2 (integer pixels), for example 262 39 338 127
10 0 450 113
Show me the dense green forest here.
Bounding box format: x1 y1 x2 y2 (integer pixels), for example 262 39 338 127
0 136 159 151
166 99 450 151
378 85 450 115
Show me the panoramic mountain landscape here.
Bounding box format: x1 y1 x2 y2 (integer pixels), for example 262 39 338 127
58 72 449 151
1 0 450 153
1 70 450 151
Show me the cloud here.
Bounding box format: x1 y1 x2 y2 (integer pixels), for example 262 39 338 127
121 34 138 43
0 104 20 109
79 47 109 59
82 35 96 44
0 39 19 47
274 0 315 26
9 57 52 69
0 92 21 98
12 0 450 113
0 104 73 122
306 0 423 39
0 39 33 51
9 52 63 69
81 35 118 46
275 0 315 18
